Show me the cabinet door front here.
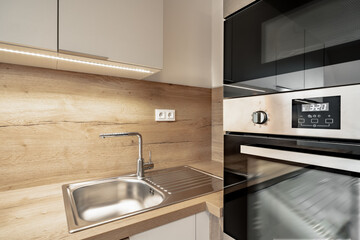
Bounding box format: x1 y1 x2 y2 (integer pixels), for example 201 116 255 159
229 1 279 83
224 0 360 97
129 215 196 240
59 0 163 69
0 0 57 50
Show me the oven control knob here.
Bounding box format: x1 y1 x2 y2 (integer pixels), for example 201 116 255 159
252 111 268 124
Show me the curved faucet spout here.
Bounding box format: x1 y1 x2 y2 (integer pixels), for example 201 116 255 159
99 132 142 160
99 132 151 178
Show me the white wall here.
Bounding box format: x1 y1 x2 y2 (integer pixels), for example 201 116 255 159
146 0 223 88
211 0 224 88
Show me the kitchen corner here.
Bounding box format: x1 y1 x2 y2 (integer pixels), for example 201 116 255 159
3 0 360 238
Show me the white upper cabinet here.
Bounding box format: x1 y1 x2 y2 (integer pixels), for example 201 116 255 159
0 0 57 51
59 0 163 69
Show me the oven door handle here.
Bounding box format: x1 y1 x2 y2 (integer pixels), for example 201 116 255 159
240 145 360 173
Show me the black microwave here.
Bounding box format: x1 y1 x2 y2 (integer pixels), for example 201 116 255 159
224 0 360 98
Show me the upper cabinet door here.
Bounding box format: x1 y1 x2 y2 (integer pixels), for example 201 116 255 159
224 0 360 98
59 0 163 69
0 0 57 51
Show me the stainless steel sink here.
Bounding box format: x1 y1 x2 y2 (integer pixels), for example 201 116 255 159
72 177 164 222
62 166 223 233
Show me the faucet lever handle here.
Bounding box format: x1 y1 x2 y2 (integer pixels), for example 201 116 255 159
144 151 154 170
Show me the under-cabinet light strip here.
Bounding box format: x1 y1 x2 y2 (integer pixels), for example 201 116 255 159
0 48 152 74
223 84 266 93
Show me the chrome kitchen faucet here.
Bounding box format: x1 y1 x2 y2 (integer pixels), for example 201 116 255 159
99 132 154 179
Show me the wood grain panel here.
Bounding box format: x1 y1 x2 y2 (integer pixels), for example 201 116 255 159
211 87 223 163
0 63 211 191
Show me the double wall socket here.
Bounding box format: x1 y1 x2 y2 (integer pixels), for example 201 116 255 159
155 109 175 121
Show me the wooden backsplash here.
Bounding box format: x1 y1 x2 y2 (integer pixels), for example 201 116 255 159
0 63 211 191
211 87 223 163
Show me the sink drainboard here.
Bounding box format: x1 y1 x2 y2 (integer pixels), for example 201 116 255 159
145 166 219 195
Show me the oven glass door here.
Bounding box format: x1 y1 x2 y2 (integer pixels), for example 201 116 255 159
224 134 360 240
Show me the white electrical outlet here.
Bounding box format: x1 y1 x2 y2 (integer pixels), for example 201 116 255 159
155 109 175 121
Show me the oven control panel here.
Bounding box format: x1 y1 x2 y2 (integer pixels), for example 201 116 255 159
292 96 341 129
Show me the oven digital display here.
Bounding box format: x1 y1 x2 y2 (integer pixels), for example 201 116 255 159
292 95 340 129
302 103 329 112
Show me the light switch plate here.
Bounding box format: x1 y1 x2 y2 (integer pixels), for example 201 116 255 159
155 109 175 121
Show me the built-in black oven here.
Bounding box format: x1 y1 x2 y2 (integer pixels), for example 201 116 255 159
224 0 360 98
223 85 360 240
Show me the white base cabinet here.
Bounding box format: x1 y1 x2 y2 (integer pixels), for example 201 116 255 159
129 212 210 240
196 211 210 240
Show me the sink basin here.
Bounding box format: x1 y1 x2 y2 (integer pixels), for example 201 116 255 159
72 177 164 222
63 166 223 233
